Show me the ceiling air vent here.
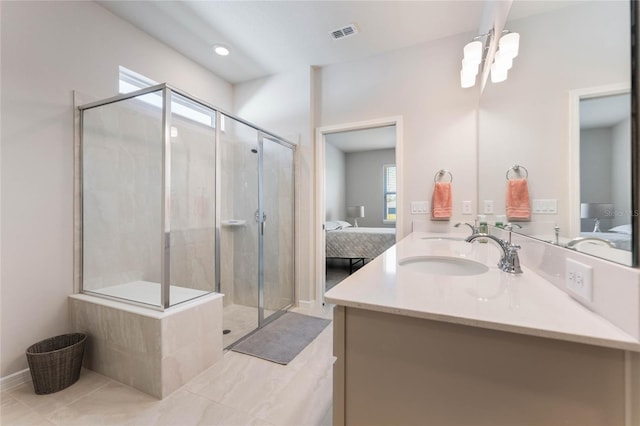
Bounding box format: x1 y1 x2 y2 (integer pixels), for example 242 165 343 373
330 24 359 40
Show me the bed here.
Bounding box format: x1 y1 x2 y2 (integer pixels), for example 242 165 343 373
325 221 396 273
579 223 632 251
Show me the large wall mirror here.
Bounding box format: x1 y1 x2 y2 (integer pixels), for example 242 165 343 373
478 1 633 265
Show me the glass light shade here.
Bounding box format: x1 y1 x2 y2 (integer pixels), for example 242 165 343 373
580 203 614 219
462 59 479 75
463 40 483 62
347 205 365 218
490 62 508 83
499 32 520 58
494 50 513 70
460 69 476 88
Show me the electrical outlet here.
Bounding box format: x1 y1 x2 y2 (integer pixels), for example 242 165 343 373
483 200 494 214
462 200 472 215
565 258 593 303
411 201 428 214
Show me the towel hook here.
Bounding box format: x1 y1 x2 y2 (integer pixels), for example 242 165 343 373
434 169 453 183
506 164 528 180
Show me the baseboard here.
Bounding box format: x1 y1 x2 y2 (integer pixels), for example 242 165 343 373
293 299 334 319
0 368 32 392
297 300 314 311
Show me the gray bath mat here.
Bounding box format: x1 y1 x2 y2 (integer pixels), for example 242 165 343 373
231 312 331 364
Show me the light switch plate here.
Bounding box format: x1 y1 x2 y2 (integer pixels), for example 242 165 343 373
483 200 494 214
462 200 472 215
411 201 429 214
565 258 593 303
532 199 558 214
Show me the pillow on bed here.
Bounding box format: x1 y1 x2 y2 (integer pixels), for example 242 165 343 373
325 220 353 230
335 220 352 229
325 221 341 231
609 224 632 235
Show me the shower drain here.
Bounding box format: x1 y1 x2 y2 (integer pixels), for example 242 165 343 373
223 329 231 335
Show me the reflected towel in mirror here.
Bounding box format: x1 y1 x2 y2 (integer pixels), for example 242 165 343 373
506 178 530 220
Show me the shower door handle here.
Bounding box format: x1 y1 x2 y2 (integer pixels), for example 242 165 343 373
254 210 267 235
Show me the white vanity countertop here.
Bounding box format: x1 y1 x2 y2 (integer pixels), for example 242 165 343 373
324 232 640 352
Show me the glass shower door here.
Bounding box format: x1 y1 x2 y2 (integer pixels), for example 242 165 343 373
259 135 295 324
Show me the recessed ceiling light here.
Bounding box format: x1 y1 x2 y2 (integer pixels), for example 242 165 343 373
213 44 230 56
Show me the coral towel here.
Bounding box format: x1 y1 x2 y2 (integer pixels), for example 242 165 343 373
506 178 531 220
431 182 452 219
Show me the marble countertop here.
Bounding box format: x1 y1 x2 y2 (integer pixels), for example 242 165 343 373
324 232 640 352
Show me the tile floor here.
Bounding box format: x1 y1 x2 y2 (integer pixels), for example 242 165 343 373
1 312 334 426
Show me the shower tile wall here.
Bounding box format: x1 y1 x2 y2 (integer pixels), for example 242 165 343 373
83 98 217 299
219 119 259 309
219 118 294 311
169 114 216 294
262 142 294 312
231 133 260 308
82 103 162 292
220 130 236 306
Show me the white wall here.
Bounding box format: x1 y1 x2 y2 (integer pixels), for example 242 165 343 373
233 66 314 302
580 127 614 232
612 117 631 227
478 1 629 235
345 149 395 228
324 142 346 222
0 1 232 377
317 31 480 238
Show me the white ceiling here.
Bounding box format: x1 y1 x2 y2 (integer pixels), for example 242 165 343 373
580 93 630 130
98 0 486 84
98 1 582 85
325 126 396 153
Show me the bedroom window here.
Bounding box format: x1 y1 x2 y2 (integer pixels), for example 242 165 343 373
118 66 224 130
383 164 397 223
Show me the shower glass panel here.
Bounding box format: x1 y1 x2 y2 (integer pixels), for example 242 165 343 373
260 136 295 321
168 92 216 305
219 116 260 345
80 83 294 323
82 89 164 307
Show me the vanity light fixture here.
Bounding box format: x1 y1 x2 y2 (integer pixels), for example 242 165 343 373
460 30 520 88
213 44 230 56
460 38 483 88
490 30 519 84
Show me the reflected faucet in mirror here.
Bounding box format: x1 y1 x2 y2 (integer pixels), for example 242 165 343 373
566 236 616 249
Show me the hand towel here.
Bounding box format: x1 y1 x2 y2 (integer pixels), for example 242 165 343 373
506 178 530 220
431 182 452 220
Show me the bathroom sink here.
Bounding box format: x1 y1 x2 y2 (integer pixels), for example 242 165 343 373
421 236 465 241
398 256 489 276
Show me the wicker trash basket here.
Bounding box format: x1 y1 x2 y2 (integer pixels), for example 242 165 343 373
25 333 87 395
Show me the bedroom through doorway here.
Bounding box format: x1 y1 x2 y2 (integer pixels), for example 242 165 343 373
323 125 398 291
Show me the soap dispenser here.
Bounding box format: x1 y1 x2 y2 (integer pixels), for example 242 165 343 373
477 215 488 243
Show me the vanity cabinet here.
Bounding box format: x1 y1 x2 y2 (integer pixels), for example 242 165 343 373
332 305 640 426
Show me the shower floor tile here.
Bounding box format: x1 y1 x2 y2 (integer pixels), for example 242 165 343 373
223 303 276 348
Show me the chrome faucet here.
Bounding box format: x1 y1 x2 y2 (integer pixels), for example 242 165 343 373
455 222 478 235
566 236 616 249
465 232 523 274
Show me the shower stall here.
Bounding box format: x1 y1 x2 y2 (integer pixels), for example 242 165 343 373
77 83 295 348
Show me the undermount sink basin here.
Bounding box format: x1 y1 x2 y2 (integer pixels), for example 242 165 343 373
421 236 465 241
398 256 489 276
